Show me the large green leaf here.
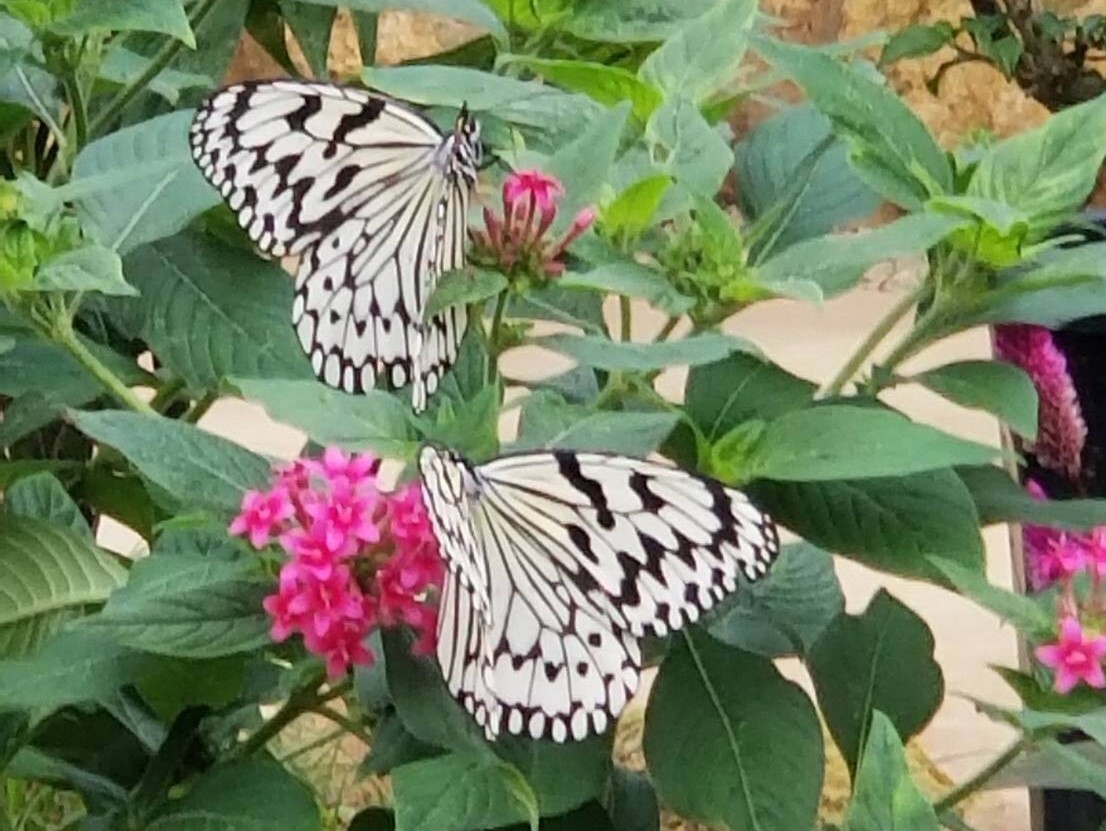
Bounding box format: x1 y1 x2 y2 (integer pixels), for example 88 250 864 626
427 268 506 318
638 0 754 103
913 360 1038 438
808 590 944 774
31 245 136 296
147 759 319 831
502 57 662 122
70 411 271 514
559 262 693 317
967 92 1106 221
5 472 92 538
120 234 313 390
958 465 1106 530
0 630 154 714
80 552 271 658
536 332 753 372
513 391 678 455
929 560 1052 635
752 37 951 209
603 767 659 831
736 103 881 255
707 542 843 658
755 213 968 297
51 0 194 46
98 47 212 107
392 752 539 831
544 102 628 232
0 517 125 659
844 711 939 831
233 378 415 459
685 352 814 444
67 110 219 253
302 0 506 39
749 469 985 584
280 1 336 78
645 97 730 197
564 0 715 42
644 630 822 831
746 406 997 481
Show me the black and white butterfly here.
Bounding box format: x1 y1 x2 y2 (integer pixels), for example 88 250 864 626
418 444 780 742
189 80 481 411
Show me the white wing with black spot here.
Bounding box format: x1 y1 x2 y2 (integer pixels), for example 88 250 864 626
189 79 479 411
418 445 779 742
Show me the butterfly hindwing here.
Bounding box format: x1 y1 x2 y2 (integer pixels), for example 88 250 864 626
189 80 477 411
418 445 779 743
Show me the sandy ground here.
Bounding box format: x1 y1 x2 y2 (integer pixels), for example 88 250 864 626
97 279 1031 830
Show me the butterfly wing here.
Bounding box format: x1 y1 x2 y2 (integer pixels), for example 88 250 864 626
189 80 474 410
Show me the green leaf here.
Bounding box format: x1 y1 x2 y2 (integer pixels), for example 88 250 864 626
69 410 270 514
752 36 951 208
558 261 692 316
808 589 944 774
535 332 753 372
79 552 271 658
913 360 1037 438
51 0 194 47
0 517 125 659
0 331 146 402
966 88 1106 221
736 102 881 255
564 0 715 42
644 630 822 831
685 352 814 443
522 366 600 405
639 0 755 103
31 245 136 296
502 57 662 122
510 285 605 334
756 213 968 297
5 472 92 538
747 405 998 481
147 758 320 831
645 96 730 197
928 559 1052 634
98 47 212 106
494 735 609 817
0 630 154 713
67 111 219 253
233 378 414 459
844 711 940 831
708 541 843 658
392 752 539 831
427 267 506 317
280 1 334 78
119 234 313 390
544 102 628 232
749 469 985 585
513 391 679 455
382 628 484 752
363 66 601 139
305 0 506 40
360 712 438 776
958 465 1106 530
879 22 955 66
603 768 658 831
417 382 501 461
600 175 673 241
350 808 396 831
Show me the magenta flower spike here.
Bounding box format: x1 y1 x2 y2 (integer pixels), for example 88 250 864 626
1036 616 1106 693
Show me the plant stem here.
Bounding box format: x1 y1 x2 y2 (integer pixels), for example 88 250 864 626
88 0 220 137
63 69 88 150
655 315 680 342
40 308 156 416
184 390 218 423
932 736 1030 814
148 377 186 413
619 295 632 342
228 673 328 762
486 291 510 383
311 705 374 745
817 284 924 399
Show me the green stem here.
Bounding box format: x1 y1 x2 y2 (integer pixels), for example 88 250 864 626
63 70 88 150
311 704 374 745
619 295 632 342
148 377 186 413
276 728 346 764
817 284 924 399
932 736 1030 814
88 0 220 137
184 390 218 423
38 307 155 416
486 291 510 383
655 315 680 342
228 672 328 762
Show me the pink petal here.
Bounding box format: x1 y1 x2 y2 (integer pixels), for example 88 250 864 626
1085 662 1106 689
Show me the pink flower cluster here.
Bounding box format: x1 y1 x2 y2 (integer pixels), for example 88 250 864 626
994 324 1086 479
471 169 595 277
229 448 443 678
1024 479 1106 694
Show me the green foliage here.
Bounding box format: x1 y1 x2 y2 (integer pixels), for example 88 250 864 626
1 0 1099 826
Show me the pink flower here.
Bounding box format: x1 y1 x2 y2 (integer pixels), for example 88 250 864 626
275 460 313 498
387 483 437 549
302 483 381 552
230 488 294 548
262 568 306 642
310 447 380 490
471 170 595 278
994 324 1086 479
308 615 376 679
503 170 563 216
1035 616 1106 693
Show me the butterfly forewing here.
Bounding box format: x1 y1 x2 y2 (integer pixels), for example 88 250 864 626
418 445 779 743
189 80 478 411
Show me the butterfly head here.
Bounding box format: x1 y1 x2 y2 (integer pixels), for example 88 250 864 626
451 103 483 181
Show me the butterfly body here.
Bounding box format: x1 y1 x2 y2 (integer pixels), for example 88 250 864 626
189 81 480 411
418 445 780 742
